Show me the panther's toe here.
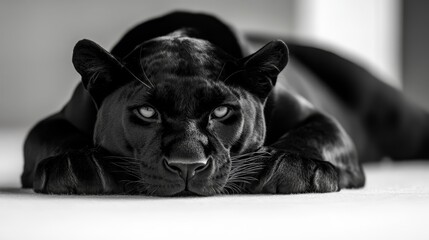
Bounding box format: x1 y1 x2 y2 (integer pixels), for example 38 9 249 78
312 162 340 193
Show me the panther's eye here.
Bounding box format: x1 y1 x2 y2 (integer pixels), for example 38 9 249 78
212 106 230 119
138 106 157 119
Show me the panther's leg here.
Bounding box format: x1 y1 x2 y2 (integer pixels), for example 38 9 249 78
22 82 123 194
250 112 365 194
23 112 121 194
22 83 93 187
22 112 89 188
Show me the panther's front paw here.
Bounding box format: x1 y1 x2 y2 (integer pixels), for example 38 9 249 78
312 161 339 192
33 152 117 194
250 150 340 194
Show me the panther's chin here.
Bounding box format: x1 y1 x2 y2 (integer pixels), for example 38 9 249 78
155 186 220 197
172 190 201 197
146 184 207 197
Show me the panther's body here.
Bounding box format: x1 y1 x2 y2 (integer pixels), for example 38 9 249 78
22 12 429 196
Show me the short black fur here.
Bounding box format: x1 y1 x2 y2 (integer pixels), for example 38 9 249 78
22 11 429 196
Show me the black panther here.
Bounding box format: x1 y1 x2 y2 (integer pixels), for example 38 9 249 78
22 11 429 196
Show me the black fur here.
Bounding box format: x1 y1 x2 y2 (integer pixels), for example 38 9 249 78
22 11 429 196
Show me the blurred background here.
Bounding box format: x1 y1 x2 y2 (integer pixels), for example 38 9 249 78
0 0 428 186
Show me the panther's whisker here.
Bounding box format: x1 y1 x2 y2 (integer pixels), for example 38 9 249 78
215 62 226 82
231 162 264 168
225 153 266 192
227 177 258 184
231 157 269 166
230 151 272 160
212 181 227 195
109 162 141 169
121 180 146 195
230 171 261 178
222 69 246 83
229 170 261 178
129 177 152 195
227 172 259 181
139 46 155 88
223 182 242 194
112 169 142 179
103 155 142 162
122 65 152 89
228 172 261 180
230 162 265 171
106 159 143 170
147 185 159 196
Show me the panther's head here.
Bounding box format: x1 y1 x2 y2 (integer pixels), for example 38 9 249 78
72 30 288 196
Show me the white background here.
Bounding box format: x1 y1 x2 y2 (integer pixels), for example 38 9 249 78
0 0 401 128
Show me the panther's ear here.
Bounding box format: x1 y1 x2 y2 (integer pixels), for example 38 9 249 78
72 39 124 107
235 40 289 99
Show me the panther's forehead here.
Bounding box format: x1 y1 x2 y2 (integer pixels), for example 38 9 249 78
123 33 235 82
122 31 240 119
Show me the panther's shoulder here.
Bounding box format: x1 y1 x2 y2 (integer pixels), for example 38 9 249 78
111 11 244 59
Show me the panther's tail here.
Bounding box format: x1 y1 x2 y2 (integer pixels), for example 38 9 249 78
286 43 429 161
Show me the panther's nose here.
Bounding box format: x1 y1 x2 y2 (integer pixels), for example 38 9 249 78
163 158 209 180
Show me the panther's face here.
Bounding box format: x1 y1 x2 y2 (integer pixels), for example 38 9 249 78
72 31 288 196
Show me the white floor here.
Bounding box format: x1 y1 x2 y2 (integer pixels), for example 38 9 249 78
1 128 429 240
